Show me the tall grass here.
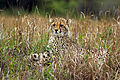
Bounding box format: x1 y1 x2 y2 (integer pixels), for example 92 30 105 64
0 15 120 80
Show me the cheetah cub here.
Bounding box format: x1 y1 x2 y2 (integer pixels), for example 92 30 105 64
28 17 86 66
28 17 107 67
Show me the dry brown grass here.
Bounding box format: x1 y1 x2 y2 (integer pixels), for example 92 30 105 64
0 14 120 80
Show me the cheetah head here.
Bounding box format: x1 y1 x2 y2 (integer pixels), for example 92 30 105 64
49 18 71 36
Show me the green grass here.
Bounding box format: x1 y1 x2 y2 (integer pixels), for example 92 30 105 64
0 15 120 80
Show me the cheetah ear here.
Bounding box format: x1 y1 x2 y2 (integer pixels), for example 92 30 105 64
48 18 53 31
49 18 53 23
67 19 71 25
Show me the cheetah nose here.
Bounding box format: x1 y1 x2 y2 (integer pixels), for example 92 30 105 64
55 29 58 33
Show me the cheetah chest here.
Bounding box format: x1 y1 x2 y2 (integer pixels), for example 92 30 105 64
47 36 79 54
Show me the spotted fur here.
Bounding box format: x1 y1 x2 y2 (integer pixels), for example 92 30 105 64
28 17 108 67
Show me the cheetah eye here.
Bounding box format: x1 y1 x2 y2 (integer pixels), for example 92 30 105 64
53 24 55 26
60 24 63 27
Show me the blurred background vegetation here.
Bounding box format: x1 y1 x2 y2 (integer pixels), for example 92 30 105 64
0 0 120 17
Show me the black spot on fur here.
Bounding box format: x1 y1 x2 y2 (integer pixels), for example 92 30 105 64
34 54 37 58
43 55 45 58
33 58 38 61
45 59 48 61
47 53 50 57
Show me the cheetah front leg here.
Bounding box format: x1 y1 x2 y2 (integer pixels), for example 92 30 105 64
28 47 54 67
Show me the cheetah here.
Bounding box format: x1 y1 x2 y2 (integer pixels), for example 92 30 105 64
28 17 108 67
